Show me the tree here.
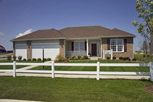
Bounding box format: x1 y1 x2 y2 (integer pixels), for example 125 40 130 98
141 38 149 54
132 0 153 54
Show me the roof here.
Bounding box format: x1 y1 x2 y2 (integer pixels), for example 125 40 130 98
12 29 64 41
12 26 135 41
60 26 111 39
0 45 6 51
60 26 135 39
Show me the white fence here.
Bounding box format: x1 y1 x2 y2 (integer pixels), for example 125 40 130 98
0 61 153 81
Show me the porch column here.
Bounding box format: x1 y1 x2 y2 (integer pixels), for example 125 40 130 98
86 39 89 56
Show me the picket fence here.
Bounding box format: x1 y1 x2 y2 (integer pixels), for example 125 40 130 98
0 61 153 81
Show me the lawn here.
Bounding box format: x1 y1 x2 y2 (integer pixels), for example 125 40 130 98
0 77 153 102
0 65 27 69
32 66 150 72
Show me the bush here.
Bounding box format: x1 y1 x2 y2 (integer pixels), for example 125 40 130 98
13 56 16 61
70 56 78 60
77 56 81 60
23 58 26 61
56 54 65 62
83 56 89 59
119 57 123 60
18 56 22 61
32 58 37 62
106 57 110 60
47 58 51 61
7 55 12 61
27 59 31 61
43 58 47 61
113 57 116 60
37 58 42 62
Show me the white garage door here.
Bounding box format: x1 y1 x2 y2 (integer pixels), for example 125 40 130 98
15 43 27 59
32 41 60 60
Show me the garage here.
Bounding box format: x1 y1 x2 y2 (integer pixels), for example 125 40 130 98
15 42 27 59
32 41 60 60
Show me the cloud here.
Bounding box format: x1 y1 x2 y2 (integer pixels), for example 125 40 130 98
0 32 4 36
16 29 33 38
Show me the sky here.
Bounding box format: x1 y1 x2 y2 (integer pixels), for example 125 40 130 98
0 0 144 50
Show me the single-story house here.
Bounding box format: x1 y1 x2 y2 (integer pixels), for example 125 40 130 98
12 26 135 60
0 44 6 53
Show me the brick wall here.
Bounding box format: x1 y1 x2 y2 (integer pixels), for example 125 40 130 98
102 37 134 59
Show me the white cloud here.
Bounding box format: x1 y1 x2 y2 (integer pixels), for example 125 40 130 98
16 29 33 38
0 32 4 36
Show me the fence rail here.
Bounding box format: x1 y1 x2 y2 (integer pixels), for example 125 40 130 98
0 61 152 81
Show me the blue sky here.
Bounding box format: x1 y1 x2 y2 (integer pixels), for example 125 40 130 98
0 0 143 50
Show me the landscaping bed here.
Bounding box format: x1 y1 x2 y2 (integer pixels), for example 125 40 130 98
0 77 153 102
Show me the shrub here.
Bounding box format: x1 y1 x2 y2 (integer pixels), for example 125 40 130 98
23 58 26 61
7 55 12 61
113 57 116 60
18 56 22 61
56 54 65 62
32 58 37 62
119 57 123 60
83 56 89 59
70 56 78 60
13 56 16 61
43 58 47 61
37 58 41 61
47 58 51 61
106 57 110 60
27 59 31 61
78 56 81 60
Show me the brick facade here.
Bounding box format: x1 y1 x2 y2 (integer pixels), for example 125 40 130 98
102 37 134 59
27 41 32 59
59 39 65 57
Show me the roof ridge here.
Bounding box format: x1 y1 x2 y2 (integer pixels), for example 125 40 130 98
60 25 109 30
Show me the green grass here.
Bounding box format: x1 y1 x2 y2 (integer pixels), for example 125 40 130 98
0 65 27 69
32 66 149 72
69 60 140 63
0 77 153 102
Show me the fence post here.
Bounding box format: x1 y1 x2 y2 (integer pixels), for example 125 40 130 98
13 61 16 78
96 62 100 80
149 62 153 81
51 60 55 78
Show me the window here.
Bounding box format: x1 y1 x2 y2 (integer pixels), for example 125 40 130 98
74 41 85 51
110 39 124 52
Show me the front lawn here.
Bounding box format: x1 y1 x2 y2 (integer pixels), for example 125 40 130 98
32 66 149 72
0 77 153 102
0 65 27 69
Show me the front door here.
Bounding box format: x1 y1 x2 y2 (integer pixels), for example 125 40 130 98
91 43 97 56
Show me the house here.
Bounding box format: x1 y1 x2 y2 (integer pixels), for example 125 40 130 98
0 44 6 53
12 26 135 60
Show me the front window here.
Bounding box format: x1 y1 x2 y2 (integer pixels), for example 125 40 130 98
110 39 124 52
74 41 85 51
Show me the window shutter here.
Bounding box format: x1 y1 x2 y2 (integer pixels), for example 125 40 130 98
107 39 110 50
85 41 86 51
124 39 127 52
71 42 74 51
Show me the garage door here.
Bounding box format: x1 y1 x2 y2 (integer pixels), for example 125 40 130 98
15 43 27 59
32 41 60 60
